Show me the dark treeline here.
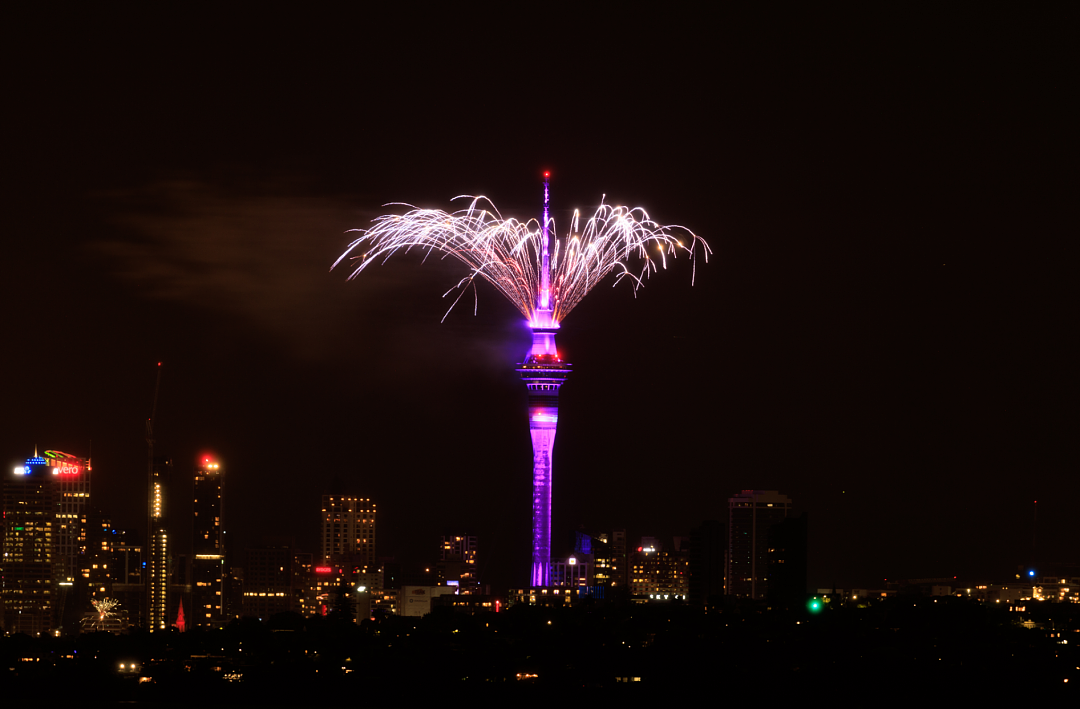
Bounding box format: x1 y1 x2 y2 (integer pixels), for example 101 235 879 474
3 597 1077 704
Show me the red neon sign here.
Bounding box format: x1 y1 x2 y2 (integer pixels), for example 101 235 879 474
314 566 333 574
53 464 80 475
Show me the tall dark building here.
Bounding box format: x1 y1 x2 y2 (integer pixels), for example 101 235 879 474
767 514 808 609
726 490 792 599
689 520 725 606
192 456 224 627
437 534 479 593
592 529 628 592
243 538 303 620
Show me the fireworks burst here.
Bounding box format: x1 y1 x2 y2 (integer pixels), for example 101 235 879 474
85 597 120 631
332 194 709 324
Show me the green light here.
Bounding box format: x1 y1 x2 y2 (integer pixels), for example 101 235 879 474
807 598 823 613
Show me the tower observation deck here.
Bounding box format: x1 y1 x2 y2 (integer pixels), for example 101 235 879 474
517 323 571 587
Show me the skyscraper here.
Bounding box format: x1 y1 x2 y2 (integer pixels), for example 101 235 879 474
44 451 91 588
726 490 793 600
437 534 479 593
3 457 56 635
147 457 171 630
766 513 808 608
192 456 224 626
321 496 376 570
689 520 725 606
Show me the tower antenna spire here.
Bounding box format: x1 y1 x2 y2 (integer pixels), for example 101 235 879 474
538 171 552 322
519 170 570 586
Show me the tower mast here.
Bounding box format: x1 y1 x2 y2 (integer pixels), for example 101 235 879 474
518 171 570 587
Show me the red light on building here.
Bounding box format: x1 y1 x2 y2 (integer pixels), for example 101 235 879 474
315 566 333 574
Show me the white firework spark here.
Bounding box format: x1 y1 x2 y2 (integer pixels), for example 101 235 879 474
333 195 708 324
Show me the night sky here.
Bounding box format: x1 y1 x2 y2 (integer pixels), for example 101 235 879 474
4 9 1076 593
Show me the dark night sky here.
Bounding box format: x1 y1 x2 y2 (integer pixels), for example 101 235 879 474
3 9 1076 592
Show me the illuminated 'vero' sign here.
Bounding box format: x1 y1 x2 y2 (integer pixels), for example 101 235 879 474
52 464 81 476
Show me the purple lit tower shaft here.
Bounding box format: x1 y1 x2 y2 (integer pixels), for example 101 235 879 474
517 174 570 587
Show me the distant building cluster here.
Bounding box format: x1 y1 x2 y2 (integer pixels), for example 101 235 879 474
4 457 1077 638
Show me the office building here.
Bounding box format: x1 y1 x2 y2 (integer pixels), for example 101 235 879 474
45 451 92 587
592 529 628 591
321 496 376 571
630 537 689 598
243 539 307 619
147 457 172 630
689 520 725 606
437 534 479 593
767 514 808 608
2 457 56 635
726 490 793 599
192 456 224 626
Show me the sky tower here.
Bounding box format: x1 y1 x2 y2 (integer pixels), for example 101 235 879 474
516 171 571 587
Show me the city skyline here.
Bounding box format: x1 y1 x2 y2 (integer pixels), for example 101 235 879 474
3 11 1075 595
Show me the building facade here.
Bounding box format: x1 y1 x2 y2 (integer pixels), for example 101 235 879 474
2 457 56 635
726 490 793 599
147 457 172 630
192 456 224 626
321 496 376 571
437 534 479 593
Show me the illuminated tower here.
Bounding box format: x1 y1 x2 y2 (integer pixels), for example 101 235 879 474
517 172 572 587
192 456 224 626
147 457 171 630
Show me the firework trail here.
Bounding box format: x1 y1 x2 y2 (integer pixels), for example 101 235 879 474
332 195 709 323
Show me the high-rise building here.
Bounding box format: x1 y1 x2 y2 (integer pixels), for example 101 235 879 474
2 457 56 635
2 451 95 635
630 537 689 598
437 534 479 593
192 456 224 626
592 529 628 592
726 490 793 599
766 514 808 608
44 451 92 633
321 496 376 571
44 451 91 587
689 520 725 606
243 539 302 620
147 457 172 630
